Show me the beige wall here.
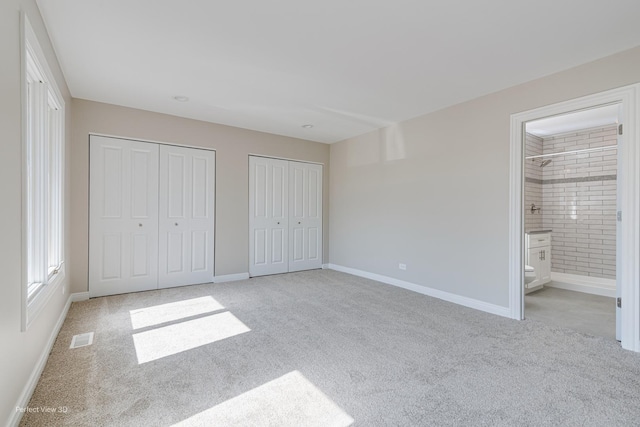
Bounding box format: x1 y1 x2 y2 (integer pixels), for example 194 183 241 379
329 45 640 308
1 0 72 424
70 99 330 293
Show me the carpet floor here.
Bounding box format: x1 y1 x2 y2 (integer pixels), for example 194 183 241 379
20 270 640 426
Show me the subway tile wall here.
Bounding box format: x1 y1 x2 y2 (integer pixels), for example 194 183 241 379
524 125 617 280
524 133 543 231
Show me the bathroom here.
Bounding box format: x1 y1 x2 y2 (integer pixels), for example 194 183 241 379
523 105 619 340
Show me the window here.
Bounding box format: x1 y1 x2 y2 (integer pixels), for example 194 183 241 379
22 15 65 330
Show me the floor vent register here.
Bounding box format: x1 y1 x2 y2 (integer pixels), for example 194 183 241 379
70 332 94 349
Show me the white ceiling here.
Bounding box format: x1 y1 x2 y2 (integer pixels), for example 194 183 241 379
526 104 620 137
36 0 640 144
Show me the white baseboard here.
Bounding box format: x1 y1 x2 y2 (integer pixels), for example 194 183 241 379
327 264 510 318
213 273 250 283
9 294 73 427
71 291 89 302
548 272 616 298
322 264 329 269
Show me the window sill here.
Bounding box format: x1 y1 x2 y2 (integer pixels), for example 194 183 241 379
22 263 65 331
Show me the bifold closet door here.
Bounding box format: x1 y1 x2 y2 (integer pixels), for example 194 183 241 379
89 136 159 298
249 156 289 276
288 162 323 272
249 156 322 277
158 145 215 288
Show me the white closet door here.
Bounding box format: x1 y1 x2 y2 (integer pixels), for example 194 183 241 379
89 136 159 297
288 162 323 272
158 145 215 288
249 156 289 276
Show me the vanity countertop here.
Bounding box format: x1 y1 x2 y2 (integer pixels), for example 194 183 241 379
525 229 552 235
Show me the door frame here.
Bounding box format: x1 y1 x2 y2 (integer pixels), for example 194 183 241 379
508 84 640 352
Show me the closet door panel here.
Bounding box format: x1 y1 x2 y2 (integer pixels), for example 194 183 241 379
101 233 122 280
308 227 319 260
249 156 289 276
159 145 215 288
167 232 184 273
89 136 159 297
288 162 323 272
167 153 186 217
254 229 267 266
131 234 151 277
192 157 209 218
272 228 285 263
270 162 288 267
191 230 208 271
249 157 322 276
292 228 304 262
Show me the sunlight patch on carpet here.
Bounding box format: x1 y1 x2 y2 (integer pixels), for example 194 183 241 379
172 370 354 427
132 311 250 364
129 296 225 330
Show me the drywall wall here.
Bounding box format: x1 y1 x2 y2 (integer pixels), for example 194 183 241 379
70 100 330 293
329 45 640 308
0 1 72 424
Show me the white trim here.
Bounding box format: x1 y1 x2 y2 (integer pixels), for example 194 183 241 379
509 84 640 352
528 123 620 140
248 153 324 166
322 264 329 269
509 110 525 320
21 13 66 331
23 265 65 329
22 16 64 108
8 294 72 427
213 273 250 283
71 291 90 302
548 273 616 298
327 264 510 318
88 132 216 152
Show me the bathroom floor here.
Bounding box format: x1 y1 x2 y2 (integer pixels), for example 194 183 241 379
525 287 616 340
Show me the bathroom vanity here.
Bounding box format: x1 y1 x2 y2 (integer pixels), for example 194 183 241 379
525 231 551 293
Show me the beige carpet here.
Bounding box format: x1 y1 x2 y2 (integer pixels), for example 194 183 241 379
20 270 640 426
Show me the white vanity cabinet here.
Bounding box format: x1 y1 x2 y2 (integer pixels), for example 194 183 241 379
525 231 551 291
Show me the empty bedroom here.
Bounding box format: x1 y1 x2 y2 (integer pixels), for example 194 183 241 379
3 1 640 426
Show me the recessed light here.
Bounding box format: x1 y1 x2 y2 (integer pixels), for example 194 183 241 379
173 96 189 102
302 124 314 129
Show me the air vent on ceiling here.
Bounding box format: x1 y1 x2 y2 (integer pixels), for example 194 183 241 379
70 332 94 349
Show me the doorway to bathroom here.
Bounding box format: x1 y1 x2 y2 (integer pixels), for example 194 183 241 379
508 84 640 353
522 105 619 340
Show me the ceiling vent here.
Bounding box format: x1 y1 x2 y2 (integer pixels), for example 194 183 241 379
70 332 94 349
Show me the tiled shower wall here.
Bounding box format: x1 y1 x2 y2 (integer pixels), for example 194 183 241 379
524 133 543 231
524 125 617 280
